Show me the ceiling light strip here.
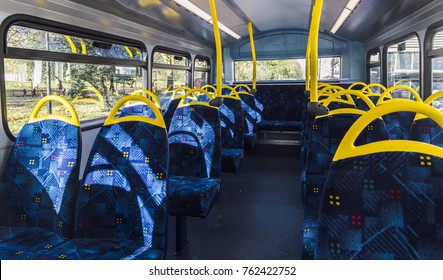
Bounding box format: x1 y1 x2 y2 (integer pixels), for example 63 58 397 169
330 0 360 34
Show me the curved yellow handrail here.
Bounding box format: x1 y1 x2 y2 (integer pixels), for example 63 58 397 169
377 85 422 106
347 82 367 90
29 95 80 126
171 86 192 100
321 89 374 109
178 89 217 109
361 83 387 94
71 87 105 107
104 95 165 129
424 90 443 105
201 85 217 92
129 89 161 109
333 101 443 161
318 85 345 96
315 108 366 120
233 84 251 92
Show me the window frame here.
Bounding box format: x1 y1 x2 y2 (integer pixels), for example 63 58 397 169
366 48 381 84
424 20 443 98
193 55 211 87
0 14 148 140
151 46 192 91
382 32 421 94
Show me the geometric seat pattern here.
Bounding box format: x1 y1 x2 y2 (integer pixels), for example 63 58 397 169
0 119 80 259
382 112 415 140
411 117 443 147
315 152 443 259
168 104 221 217
120 104 156 119
39 119 169 260
239 93 259 149
219 97 244 173
163 99 181 130
301 114 389 259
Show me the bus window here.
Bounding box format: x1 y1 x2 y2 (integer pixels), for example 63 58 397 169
367 50 381 92
3 23 147 136
431 30 443 99
386 36 420 97
152 50 191 106
194 56 210 88
234 57 340 82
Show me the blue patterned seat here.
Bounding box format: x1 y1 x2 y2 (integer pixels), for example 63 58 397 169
163 98 181 130
382 111 415 139
0 96 81 259
38 96 168 260
239 93 259 149
219 97 244 173
120 103 156 118
168 104 221 217
301 111 389 259
315 102 443 259
411 117 443 147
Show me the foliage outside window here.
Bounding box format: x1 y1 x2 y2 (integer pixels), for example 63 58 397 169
234 57 340 82
3 23 146 136
194 57 210 89
386 36 420 97
152 50 191 108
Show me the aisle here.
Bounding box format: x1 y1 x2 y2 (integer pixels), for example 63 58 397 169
166 144 303 260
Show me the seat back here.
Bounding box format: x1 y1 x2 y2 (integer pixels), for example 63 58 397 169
315 101 443 259
238 93 259 136
219 96 244 151
119 89 161 119
0 96 81 238
73 95 168 255
168 103 221 179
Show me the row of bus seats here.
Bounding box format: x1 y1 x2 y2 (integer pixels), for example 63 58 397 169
0 94 168 259
300 82 443 259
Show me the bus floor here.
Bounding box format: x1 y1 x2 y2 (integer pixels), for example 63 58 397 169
166 144 303 260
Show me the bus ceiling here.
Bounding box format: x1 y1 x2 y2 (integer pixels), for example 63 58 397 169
22 0 439 43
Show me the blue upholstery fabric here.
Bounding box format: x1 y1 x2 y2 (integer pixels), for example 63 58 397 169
168 105 221 217
120 104 156 118
315 153 443 259
411 118 443 147
163 99 181 130
382 112 415 140
219 98 244 173
39 120 169 260
301 115 389 259
0 120 80 259
38 239 163 260
239 94 259 149
257 120 303 131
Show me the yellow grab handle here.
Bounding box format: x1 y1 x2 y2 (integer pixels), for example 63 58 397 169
178 88 217 108
233 84 251 92
29 95 80 126
320 90 376 108
377 85 423 105
104 95 165 129
315 108 366 119
424 90 443 105
347 82 367 90
361 83 387 94
201 85 217 93
130 89 161 109
171 86 192 100
333 101 443 161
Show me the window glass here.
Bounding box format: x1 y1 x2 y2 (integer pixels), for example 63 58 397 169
369 66 381 92
433 30 443 50
194 57 210 88
387 36 420 95
369 52 380 63
4 58 143 135
153 52 188 66
7 25 144 61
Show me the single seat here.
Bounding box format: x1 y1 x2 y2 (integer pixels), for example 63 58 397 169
238 92 259 150
167 89 221 254
38 95 168 260
0 96 81 259
301 108 389 259
315 101 443 259
219 95 244 173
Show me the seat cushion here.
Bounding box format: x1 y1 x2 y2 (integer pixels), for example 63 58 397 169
37 239 163 260
221 149 244 173
0 226 66 260
257 120 303 131
168 177 221 217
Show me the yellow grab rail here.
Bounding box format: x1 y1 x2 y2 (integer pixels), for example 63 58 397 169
248 22 257 90
361 83 387 94
377 85 423 105
424 90 443 105
347 82 367 90
320 89 375 109
233 84 251 92
201 85 217 93
209 0 222 97
129 89 161 109
171 86 192 100
29 95 80 126
178 89 217 108
308 0 323 103
104 95 165 128
333 101 443 161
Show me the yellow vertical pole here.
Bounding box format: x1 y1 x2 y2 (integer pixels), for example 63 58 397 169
209 0 223 97
305 31 311 92
309 0 323 102
248 22 257 90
